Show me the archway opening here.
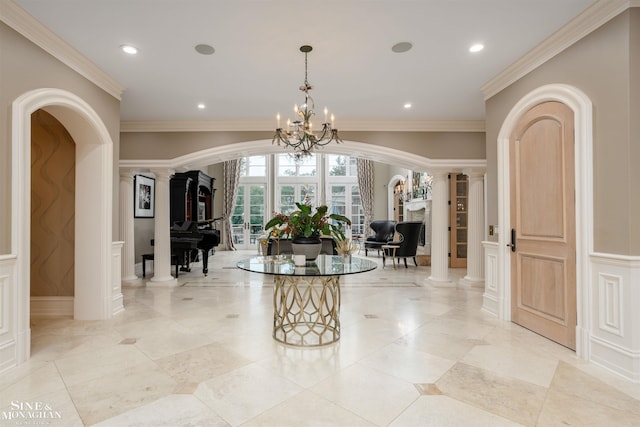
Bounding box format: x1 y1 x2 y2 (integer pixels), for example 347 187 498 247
12 88 114 366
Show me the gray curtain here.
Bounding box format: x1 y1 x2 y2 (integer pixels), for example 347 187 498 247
356 158 374 237
222 159 241 250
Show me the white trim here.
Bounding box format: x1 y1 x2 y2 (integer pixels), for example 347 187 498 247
481 0 637 99
0 1 124 100
11 88 115 368
120 139 487 174
30 297 74 317
120 119 486 133
0 255 17 373
481 241 500 316
496 84 594 361
590 253 640 382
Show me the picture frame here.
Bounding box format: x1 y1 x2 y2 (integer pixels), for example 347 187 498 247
134 175 155 218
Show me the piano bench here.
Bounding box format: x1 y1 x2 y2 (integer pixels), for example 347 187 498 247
141 253 179 278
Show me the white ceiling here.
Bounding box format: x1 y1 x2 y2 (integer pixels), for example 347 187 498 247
13 0 596 126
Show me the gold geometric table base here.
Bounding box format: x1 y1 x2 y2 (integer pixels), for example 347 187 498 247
273 275 341 347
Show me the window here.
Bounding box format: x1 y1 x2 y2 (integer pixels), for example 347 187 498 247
326 155 363 239
240 156 267 177
278 184 317 214
277 153 317 177
327 155 357 177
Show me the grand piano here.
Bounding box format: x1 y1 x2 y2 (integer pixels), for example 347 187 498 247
169 171 220 275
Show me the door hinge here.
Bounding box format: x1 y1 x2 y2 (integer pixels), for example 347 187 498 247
448 226 451 231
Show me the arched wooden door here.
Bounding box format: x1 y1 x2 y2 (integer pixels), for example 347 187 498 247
509 101 576 350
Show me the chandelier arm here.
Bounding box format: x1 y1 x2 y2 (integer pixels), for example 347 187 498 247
273 44 341 158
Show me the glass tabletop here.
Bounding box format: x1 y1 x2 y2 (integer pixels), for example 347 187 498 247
236 255 377 276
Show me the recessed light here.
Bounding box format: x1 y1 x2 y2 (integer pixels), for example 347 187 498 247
195 44 215 55
404 103 412 109
469 43 484 53
120 44 138 55
391 42 413 53
197 103 206 109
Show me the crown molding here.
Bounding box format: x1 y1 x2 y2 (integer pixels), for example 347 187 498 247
120 119 485 133
481 0 638 100
0 0 124 100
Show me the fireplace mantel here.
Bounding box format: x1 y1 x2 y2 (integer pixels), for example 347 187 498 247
405 198 430 212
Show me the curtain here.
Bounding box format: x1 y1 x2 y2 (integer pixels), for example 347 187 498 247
222 159 241 250
356 158 374 237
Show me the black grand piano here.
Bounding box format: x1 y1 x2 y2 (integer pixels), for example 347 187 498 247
169 171 220 275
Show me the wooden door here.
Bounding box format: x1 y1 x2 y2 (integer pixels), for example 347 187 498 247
450 173 468 268
510 101 576 350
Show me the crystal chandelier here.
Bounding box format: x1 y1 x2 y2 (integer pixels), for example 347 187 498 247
273 45 342 159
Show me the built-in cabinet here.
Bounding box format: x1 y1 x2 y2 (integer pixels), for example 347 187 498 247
170 170 216 225
449 173 468 268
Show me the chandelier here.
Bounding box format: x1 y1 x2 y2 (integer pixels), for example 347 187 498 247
273 45 342 159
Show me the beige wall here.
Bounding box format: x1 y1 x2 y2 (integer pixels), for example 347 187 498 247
485 9 638 255
120 130 485 161
30 110 75 296
0 22 121 254
630 9 640 249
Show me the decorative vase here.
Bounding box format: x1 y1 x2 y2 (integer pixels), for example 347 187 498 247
291 235 323 261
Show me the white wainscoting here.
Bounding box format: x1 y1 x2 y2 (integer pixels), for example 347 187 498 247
590 253 640 382
481 241 499 316
111 241 124 316
0 255 17 373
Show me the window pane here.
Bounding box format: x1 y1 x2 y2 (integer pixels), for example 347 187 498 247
351 185 364 237
300 184 316 206
247 156 266 176
278 154 297 176
328 155 348 176
279 185 296 214
348 157 358 177
298 154 317 176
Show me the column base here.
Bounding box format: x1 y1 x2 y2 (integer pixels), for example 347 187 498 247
148 276 178 287
121 274 139 282
458 276 485 289
425 276 454 287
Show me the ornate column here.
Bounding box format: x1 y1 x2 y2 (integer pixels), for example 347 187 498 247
460 170 485 288
119 170 138 281
426 170 452 286
149 168 177 286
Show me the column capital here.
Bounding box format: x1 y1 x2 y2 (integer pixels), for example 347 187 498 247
150 168 175 181
461 168 486 179
429 169 450 180
119 169 137 181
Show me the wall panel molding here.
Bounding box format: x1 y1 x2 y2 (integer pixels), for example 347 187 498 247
590 252 640 382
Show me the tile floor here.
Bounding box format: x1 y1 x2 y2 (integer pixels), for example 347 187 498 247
1 250 640 426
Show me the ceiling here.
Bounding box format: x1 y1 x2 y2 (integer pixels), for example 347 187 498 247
13 0 596 128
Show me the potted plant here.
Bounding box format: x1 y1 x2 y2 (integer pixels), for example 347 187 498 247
265 202 351 260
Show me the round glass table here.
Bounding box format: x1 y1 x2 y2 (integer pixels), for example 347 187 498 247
237 255 377 346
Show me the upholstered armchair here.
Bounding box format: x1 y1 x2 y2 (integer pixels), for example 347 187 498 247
383 221 423 267
364 220 397 256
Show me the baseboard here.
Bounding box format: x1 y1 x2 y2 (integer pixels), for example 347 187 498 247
30 296 74 317
590 335 640 383
481 292 499 316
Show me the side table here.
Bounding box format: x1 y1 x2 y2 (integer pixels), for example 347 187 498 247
381 244 400 269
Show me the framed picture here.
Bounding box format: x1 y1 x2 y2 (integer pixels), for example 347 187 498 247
134 175 155 218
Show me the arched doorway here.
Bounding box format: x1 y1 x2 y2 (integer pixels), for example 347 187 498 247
496 84 593 359
11 88 114 365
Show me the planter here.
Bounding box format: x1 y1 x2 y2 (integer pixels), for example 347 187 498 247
291 235 323 261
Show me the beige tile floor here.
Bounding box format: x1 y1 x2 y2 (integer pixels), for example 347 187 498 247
2 250 640 426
